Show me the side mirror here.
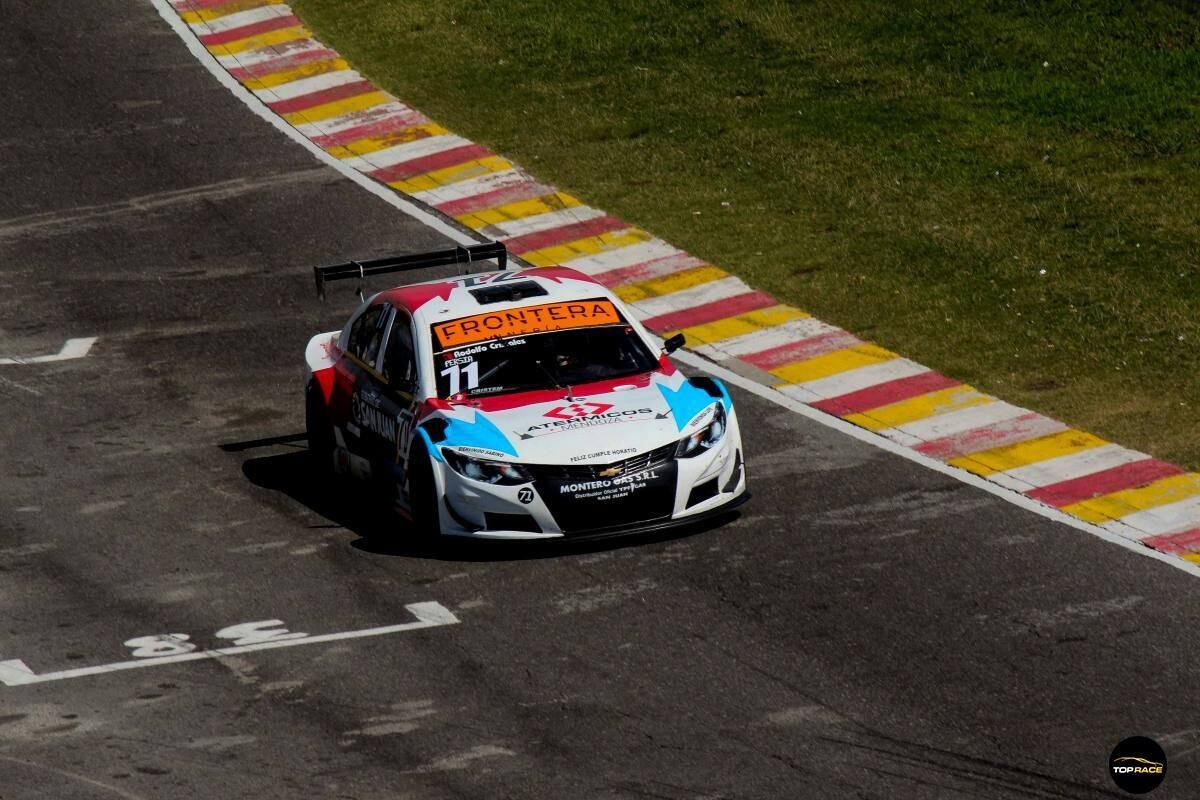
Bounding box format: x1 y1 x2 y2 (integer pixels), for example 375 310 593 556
663 333 686 354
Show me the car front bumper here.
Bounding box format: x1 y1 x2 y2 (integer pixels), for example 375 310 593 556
430 417 748 540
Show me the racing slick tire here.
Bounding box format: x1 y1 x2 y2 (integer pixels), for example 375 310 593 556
305 382 334 470
406 445 442 541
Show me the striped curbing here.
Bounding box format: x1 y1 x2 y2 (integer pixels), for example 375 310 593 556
168 0 1200 566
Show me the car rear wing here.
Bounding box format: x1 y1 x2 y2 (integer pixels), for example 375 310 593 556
313 241 509 299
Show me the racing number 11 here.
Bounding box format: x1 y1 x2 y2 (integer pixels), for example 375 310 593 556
440 361 479 395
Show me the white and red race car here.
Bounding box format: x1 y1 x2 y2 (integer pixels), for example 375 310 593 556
304 243 748 541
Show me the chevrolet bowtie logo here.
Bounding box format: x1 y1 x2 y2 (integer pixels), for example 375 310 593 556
598 465 623 478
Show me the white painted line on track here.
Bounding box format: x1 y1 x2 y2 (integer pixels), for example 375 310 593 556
0 756 149 800
0 337 97 365
148 0 485 251
670 348 1200 580
0 601 459 687
152 0 1200 581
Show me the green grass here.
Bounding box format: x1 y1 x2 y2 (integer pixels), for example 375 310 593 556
290 0 1200 466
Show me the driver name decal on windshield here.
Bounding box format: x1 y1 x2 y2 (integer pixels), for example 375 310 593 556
433 300 621 348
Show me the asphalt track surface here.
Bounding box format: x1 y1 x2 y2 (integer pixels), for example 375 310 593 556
0 2 1196 798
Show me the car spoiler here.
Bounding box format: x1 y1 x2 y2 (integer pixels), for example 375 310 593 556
313 241 509 299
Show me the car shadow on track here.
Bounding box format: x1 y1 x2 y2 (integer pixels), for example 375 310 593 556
228 438 736 563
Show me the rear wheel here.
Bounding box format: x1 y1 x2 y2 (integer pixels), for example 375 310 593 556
305 382 334 469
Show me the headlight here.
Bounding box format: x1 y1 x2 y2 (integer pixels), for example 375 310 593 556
675 403 727 458
443 450 533 485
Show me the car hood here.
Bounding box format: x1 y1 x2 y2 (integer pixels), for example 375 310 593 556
429 375 726 465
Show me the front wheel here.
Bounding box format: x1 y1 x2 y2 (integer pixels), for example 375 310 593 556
406 446 441 539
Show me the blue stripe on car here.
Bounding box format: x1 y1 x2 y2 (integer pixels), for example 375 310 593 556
657 380 718 432
417 427 444 462
440 411 519 457
713 379 732 411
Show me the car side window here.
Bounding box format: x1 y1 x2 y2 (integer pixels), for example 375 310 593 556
347 304 388 369
383 311 417 388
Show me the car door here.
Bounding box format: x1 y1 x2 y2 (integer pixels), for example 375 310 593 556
331 301 391 472
376 308 421 489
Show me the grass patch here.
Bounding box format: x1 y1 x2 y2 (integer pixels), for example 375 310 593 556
290 0 1200 466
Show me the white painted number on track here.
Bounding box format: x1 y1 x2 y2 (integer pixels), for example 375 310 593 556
215 620 307 646
124 621 305 657
0 601 458 687
124 634 197 658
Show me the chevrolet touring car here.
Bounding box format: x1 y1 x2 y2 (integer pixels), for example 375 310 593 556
303 242 748 540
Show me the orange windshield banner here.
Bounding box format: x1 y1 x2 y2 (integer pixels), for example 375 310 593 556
433 299 623 348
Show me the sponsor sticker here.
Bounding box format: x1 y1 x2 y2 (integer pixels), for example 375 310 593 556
559 468 660 502
520 407 656 439
433 300 621 348
351 392 397 444
685 405 716 430
544 402 614 420
450 271 532 289
569 448 638 463
450 446 512 460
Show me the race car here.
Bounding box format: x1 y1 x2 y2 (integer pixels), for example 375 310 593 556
304 242 748 540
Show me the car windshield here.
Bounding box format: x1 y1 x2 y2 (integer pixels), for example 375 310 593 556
430 299 658 398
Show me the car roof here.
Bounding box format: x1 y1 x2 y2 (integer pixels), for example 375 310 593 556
379 266 621 328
